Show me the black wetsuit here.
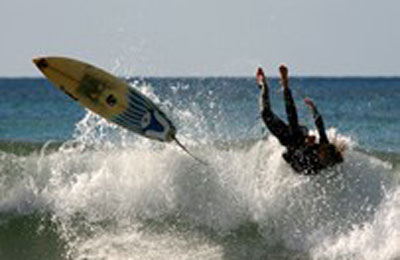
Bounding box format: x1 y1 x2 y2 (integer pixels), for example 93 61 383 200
259 81 333 175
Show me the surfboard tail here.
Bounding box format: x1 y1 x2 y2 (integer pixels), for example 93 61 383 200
172 136 208 165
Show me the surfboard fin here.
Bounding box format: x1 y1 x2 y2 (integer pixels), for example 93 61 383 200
172 136 208 165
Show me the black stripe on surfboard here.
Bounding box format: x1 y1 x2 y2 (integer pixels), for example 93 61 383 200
120 107 145 120
112 117 143 133
127 89 152 110
117 113 142 127
126 96 150 114
124 105 147 118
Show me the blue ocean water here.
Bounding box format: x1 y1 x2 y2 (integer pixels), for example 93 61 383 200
1 77 399 152
0 77 399 260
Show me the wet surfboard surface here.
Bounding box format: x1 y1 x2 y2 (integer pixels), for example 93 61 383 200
33 56 176 142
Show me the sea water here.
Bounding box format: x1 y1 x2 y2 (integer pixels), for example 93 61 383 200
0 77 399 259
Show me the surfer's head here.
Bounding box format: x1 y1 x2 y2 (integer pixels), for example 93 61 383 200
305 135 316 146
318 143 344 166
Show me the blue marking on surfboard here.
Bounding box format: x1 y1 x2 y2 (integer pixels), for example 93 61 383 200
111 85 176 141
110 88 152 133
143 110 165 133
112 109 166 135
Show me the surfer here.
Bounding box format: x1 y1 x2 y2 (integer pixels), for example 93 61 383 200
256 65 344 175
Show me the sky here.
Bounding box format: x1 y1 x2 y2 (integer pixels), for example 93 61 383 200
1 0 400 77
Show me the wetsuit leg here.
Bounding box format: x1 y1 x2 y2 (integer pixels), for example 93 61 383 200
283 87 300 132
259 84 291 146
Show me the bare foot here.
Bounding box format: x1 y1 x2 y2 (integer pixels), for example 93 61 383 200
256 67 266 88
279 64 289 89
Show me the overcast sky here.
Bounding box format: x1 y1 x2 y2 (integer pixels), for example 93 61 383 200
1 0 399 77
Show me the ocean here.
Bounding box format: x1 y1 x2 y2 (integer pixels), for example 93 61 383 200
0 77 399 259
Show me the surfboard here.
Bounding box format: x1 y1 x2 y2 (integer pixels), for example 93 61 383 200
32 56 176 142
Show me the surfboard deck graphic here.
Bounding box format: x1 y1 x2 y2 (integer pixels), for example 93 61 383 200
32 56 176 142
33 56 207 164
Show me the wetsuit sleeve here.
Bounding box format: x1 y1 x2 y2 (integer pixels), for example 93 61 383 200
311 106 329 144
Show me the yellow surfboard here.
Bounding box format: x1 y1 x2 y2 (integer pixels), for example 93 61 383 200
33 56 176 142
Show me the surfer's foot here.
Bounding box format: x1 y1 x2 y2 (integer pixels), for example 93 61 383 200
256 67 266 88
304 98 317 112
279 64 289 90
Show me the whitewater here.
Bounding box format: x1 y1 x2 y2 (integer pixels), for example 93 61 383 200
0 77 399 260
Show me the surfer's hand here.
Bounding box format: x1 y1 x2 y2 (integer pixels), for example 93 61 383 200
304 98 316 112
256 67 266 88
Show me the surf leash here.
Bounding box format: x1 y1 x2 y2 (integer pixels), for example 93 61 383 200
172 136 208 165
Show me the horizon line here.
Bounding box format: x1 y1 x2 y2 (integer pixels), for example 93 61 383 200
2 75 400 79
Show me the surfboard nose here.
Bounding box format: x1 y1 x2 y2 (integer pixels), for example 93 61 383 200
32 57 49 70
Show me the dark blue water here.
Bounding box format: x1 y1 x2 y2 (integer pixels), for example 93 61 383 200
0 78 83 142
1 77 399 152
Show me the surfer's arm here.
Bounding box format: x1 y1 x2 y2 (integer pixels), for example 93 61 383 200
304 98 329 144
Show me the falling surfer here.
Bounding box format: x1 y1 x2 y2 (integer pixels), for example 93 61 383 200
256 64 344 175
